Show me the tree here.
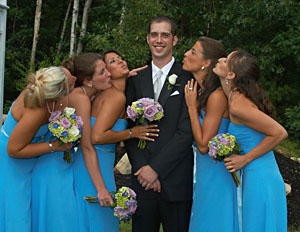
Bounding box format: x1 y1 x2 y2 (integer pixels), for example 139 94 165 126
70 0 79 57
57 0 72 55
30 0 42 71
77 0 93 54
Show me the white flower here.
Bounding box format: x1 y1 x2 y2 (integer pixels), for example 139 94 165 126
64 107 76 115
168 74 178 85
69 125 80 137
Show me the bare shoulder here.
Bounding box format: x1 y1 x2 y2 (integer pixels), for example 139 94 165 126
207 88 227 106
68 88 91 108
102 87 126 104
230 92 257 121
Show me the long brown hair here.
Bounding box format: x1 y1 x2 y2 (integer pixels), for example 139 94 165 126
228 49 275 118
197 37 226 115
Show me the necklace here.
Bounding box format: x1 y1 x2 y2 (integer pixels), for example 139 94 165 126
46 102 55 114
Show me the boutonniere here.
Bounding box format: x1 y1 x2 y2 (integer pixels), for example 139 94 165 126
167 74 180 90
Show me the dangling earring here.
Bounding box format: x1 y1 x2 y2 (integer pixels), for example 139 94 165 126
201 66 205 71
89 84 93 89
225 79 229 85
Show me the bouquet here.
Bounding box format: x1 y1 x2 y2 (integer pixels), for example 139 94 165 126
84 186 138 222
126 98 164 149
208 133 242 187
48 107 84 162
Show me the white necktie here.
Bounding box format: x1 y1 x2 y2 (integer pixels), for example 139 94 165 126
153 70 163 101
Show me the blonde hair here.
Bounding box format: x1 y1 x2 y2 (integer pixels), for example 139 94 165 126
24 66 69 108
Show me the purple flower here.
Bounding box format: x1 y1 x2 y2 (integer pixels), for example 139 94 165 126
217 134 224 140
136 103 144 108
128 188 136 197
220 138 231 147
75 116 84 129
60 117 71 129
139 98 153 106
70 114 76 119
126 106 138 121
61 131 68 137
49 110 62 122
143 105 159 122
122 191 129 197
217 144 223 150
209 145 217 159
114 207 128 216
125 201 130 207
212 141 217 147
52 123 60 129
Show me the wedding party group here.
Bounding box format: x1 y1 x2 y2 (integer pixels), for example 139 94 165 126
0 15 288 232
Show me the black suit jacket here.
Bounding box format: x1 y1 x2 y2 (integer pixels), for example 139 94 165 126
125 62 194 202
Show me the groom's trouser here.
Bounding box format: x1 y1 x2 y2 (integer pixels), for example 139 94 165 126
132 195 192 232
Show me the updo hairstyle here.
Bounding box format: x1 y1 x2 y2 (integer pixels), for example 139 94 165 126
62 53 103 87
24 66 68 108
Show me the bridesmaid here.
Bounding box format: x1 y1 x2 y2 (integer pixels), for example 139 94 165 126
73 50 158 232
214 49 287 232
183 37 239 232
31 53 112 232
0 67 74 232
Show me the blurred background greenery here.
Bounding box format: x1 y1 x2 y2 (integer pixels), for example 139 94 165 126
4 0 300 146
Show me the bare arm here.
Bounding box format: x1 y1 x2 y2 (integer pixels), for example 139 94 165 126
224 93 288 172
71 93 113 206
185 79 228 154
7 106 71 158
92 89 158 144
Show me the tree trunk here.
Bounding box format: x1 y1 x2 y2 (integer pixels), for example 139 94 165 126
57 0 72 55
76 0 93 54
30 0 42 71
70 0 79 57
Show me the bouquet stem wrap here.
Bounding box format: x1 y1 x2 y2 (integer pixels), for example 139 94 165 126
231 171 241 187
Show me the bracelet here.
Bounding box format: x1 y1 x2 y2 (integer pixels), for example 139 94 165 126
129 128 132 139
49 142 54 153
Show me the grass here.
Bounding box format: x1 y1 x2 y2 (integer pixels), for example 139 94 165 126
276 138 300 159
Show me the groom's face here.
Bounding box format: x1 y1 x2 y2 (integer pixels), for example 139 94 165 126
147 21 178 61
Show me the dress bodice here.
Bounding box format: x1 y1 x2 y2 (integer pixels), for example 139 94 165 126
196 111 230 144
228 123 278 170
91 117 128 153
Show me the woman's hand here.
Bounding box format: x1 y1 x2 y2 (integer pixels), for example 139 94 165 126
97 188 114 207
131 124 159 141
51 139 73 151
224 154 249 172
128 65 148 77
184 79 198 111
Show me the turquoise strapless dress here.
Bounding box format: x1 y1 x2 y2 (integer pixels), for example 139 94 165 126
189 112 239 232
31 130 78 231
73 118 127 232
0 107 48 232
228 123 287 232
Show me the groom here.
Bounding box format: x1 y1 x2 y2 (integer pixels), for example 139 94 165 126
125 16 194 232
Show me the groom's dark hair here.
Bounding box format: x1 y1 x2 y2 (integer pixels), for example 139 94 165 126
148 16 177 36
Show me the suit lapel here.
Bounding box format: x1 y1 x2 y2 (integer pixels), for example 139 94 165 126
158 62 182 106
140 66 155 99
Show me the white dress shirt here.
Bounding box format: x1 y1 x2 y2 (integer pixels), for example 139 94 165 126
152 57 175 97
